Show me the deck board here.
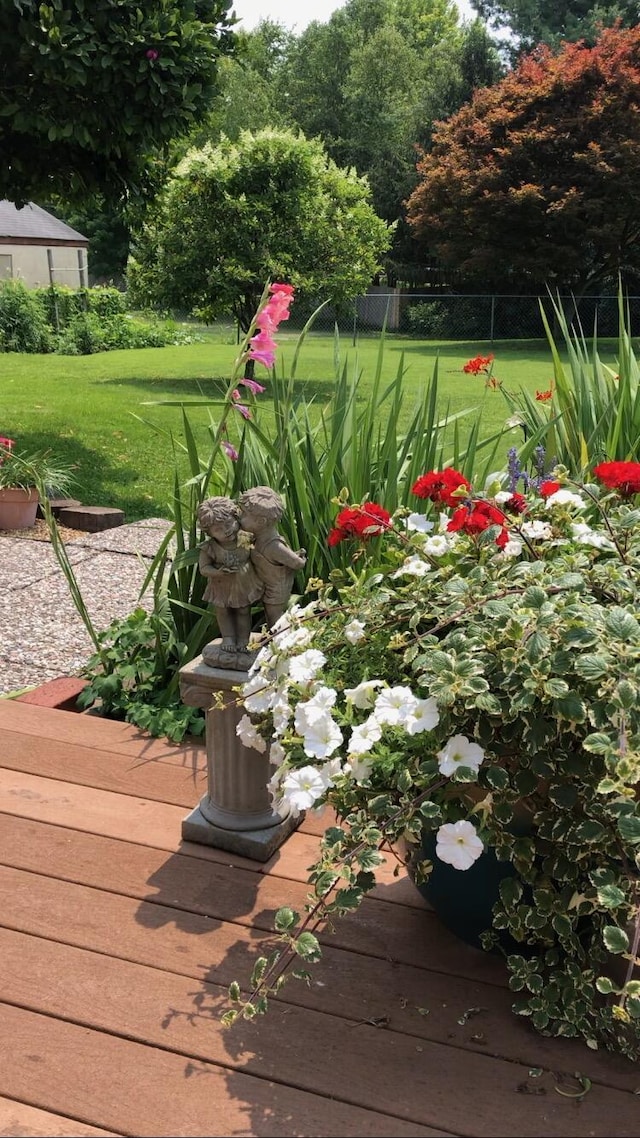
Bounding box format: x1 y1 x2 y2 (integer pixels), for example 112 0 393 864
0 702 638 1137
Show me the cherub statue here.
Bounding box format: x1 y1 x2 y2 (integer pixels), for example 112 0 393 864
238 486 307 629
197 496 264 668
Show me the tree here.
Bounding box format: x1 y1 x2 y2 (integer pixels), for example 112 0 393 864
471 0 640 51
128 128 392 331
0 0 235 204
406 25 640 295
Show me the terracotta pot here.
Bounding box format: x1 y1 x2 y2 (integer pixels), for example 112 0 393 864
0 486 39 530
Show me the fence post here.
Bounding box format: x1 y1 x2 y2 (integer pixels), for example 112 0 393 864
352 302 357 348
489 295 496 348
46 248 60 333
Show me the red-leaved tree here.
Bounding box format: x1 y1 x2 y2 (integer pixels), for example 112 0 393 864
406 25 640 294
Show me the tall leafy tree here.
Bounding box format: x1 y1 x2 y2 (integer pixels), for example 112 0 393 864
0 0 235 204
406 24 640 294
128 128 392 331
471 0 640 50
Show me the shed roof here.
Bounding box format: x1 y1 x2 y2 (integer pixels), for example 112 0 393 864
0 200 88 244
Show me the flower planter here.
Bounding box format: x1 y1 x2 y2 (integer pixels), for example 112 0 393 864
0 486 39 530
407 829 521 950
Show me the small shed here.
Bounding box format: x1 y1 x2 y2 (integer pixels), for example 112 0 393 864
0 201 89 289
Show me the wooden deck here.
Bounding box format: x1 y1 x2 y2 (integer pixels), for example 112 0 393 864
0 700 638 1138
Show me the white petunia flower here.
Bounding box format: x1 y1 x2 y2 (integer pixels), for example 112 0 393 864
302 713 344 760
344 679 384 710
423 534 451 557
345 755 374 783
391 555 431 578
436 820 484 870
242 673 276 714
494 490 513 505
344 618 366 644
543 489 586 510
373 685 418 727
271 694 293 736
288 649 326 685
499 538 524 559
520 519 553 541
570 522 615 550
406 513 435 533
248 644 275 676
437 734 485 776
281 765 328 813
268 740 286 768
404 697 440 735
347 717 383 754
236 714 267 753
294 687 337 734
273 625 314 652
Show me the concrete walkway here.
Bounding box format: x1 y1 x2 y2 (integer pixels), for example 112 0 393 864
0 519 172 695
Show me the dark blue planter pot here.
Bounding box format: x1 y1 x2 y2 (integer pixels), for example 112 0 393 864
415 829 521 950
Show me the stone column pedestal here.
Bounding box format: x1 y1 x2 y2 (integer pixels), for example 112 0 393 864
179 654 299 861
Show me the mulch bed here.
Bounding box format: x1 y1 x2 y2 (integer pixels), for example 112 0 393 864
0 519 87 543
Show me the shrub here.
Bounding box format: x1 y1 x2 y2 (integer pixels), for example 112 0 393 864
0 279 52 352
404 300 448 338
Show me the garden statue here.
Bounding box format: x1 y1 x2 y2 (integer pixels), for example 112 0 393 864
197 496 264 670
238 485 307 629
181 485 304 858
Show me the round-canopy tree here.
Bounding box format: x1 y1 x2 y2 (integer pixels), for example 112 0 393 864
1 0 235 204
128 128 392 330
406 24 640 295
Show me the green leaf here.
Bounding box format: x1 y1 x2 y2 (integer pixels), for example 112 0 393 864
274 907 299 932
603 925 630 954
618 815 640 845
554 692 586 722
573 654 610 680
228 981 241 1002
605 608 640 641
293 932 322 962
595 976 618 995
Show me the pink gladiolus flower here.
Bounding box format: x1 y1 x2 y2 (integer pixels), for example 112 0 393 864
239 377 266 395
221 441 239 461
234 403 252 420
248 328 277 368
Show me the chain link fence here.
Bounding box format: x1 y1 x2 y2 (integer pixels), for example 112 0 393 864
286 292 640 343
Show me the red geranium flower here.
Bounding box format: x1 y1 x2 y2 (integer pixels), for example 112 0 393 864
539 480 561 498
411 468 471 507
501 492 528 515
593 461 640 496
327 503 392 546
447 500 509 547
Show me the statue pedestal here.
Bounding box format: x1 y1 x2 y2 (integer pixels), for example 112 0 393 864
179 654 299 861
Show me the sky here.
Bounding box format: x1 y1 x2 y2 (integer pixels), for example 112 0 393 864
229 0 476 34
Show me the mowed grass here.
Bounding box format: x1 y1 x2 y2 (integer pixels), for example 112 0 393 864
1 329 621 520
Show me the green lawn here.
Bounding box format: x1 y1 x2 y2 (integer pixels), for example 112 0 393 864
1 331 619 520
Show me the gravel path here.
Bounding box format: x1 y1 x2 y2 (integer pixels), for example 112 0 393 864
0 518 173 695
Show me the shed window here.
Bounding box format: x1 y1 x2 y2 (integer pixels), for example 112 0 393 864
0 254 12 279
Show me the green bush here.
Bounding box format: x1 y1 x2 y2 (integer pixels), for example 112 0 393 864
405 300 448 338
0 279 52 352
53 310 200 354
